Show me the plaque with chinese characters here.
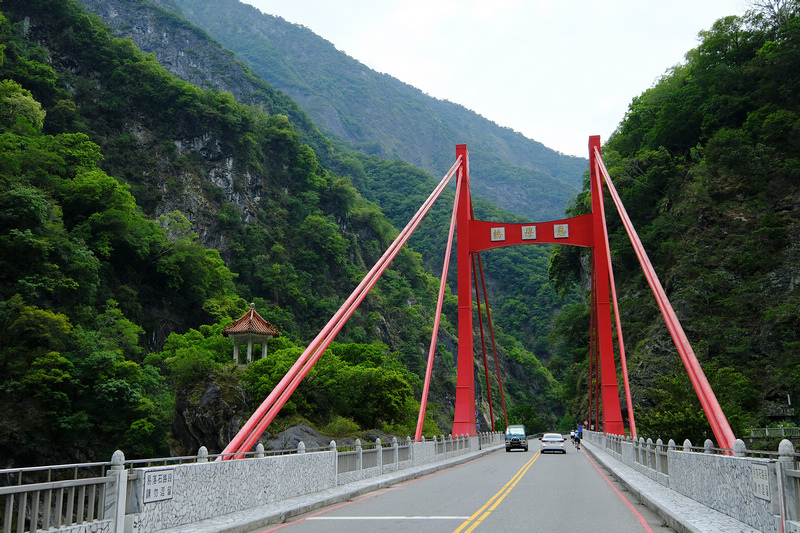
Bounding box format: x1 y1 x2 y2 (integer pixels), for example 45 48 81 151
143 468 175 503
490 227 506 242
521 226 537 240
553 224 569 239
751 463 770 501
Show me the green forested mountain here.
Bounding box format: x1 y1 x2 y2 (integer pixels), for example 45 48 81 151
69 0 571 361
80 0 588 224
4 0 793 471
549 6 800 443
0 0 564 466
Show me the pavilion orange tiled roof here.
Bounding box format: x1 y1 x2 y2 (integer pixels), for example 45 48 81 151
223 304 279 337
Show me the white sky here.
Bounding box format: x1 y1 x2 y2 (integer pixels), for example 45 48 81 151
241 1 750 158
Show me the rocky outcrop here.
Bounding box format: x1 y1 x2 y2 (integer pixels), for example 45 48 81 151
171 382 246 455
77 0 262 105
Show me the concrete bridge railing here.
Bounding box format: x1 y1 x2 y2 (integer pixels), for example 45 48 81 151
584 430 800 533
0 432 504 533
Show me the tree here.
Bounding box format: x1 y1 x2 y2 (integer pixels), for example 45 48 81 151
748 0 800 28
0 79 46 132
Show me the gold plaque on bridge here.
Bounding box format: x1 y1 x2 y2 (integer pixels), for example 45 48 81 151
554 224 569 239
521 226 537 240
490 227 506 242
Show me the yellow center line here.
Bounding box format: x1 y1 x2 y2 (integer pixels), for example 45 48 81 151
453 451 540 533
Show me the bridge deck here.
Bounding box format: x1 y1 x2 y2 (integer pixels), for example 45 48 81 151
156 441 759 533
156 444 504 533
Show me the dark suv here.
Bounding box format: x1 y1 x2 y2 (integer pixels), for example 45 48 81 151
505 425 528 452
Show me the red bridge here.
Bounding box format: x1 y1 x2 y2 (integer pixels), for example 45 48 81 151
221 137 736 459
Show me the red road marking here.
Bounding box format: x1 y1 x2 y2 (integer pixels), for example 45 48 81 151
583 452 655 533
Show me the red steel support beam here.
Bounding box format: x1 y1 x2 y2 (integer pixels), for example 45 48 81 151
477 252 508 427
223 156 461 457
415 169 463 440
591 137 636 438
588 280 595 431
473 254 495 431
592 143 735 449
591 272 600 431
453 144 477 436
589 136 626 436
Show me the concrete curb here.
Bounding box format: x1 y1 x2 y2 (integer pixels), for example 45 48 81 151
159 444 504 533
582 442 701 533
582 441 758 533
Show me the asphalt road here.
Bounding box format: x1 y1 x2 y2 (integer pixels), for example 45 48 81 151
248 439 675 533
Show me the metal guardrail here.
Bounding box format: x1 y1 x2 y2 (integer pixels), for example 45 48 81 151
0 458 124 533
1 476 113 533
749 427 800 438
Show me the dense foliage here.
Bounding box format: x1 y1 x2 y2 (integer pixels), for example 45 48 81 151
0 74 236 463
549 4 800 443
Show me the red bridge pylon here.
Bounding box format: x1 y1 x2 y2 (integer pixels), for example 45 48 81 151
447 139 735 450
450 142 624 437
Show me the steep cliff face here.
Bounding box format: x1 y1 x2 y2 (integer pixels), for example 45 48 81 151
78 0 250 100
76 0 587 223
75 0 335 162
124 125 262 254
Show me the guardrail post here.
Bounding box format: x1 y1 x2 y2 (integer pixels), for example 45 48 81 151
355 439 363 479
392 437 399 470
105 450 127 533
704 439 714 454
197 446 209 463
376 438 383 474
655 439 663 473
778 439 794 527
683 439 692 452
256 443 265 458
733 439 747 458
407 436 413 465
298 441 306 454
330 440 337 486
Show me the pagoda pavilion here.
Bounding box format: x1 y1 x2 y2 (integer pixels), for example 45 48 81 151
222 303 280 364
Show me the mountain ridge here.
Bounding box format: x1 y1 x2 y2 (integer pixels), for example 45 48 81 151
82 0 587 222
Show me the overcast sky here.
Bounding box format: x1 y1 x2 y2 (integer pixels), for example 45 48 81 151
240 1 749 158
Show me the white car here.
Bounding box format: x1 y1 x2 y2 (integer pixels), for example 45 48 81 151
540 433 566 454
